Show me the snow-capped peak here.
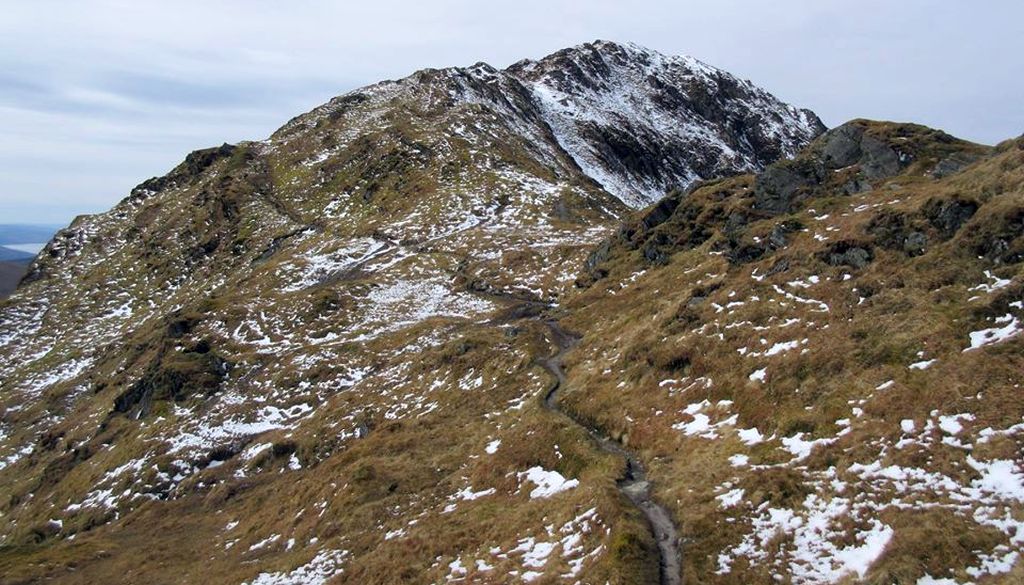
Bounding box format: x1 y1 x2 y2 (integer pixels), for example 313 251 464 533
505 40 825 207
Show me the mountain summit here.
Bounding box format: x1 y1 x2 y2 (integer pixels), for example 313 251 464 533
4 42 1021 585
506 40 824 206
277 39 824 210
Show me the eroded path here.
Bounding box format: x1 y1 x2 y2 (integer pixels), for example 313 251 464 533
536 317 682 585
474 291 682 584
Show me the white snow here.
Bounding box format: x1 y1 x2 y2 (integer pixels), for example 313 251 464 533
964 314 1022 351
485 439 501 455
969 270 1012 294
916 577 962 585
517 41 818 208
448 558 467 578
243 550 349 585
443 485 497 513
675 413 712 436
965 457 1024 503
717 488 745 508
518 467 579 499
280 238 388 292
672 400 738 439
717 494 894 584
454 486 497 502
772 284 830 313
737 428 764 445
781 433 837 462
494 507 604 579
831 522 894 580
909 359 937 370
729 454 750 467
937 414 973 435
765 340 801 356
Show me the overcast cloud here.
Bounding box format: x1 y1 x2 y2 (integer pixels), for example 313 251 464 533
1 0 1022 225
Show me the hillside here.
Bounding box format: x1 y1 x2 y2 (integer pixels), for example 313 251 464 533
566 120 1023 583
0 41 822 585
1 41 1021 585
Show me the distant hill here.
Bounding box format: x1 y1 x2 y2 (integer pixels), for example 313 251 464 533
0 224 63 246
0 224 60 297
0 246 35 262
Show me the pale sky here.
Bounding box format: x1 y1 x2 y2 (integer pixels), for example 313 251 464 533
1 0 1022 225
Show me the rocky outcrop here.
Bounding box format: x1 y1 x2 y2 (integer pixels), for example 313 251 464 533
582 120 994 284
754 121 911 214
753 120 987 216
129 143 239 202
112 340 232 419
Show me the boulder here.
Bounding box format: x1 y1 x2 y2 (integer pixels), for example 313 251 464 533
820 241 874 268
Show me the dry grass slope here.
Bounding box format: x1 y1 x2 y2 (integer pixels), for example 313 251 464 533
561 122 1024 584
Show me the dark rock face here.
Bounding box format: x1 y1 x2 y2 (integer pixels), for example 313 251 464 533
641 195 684 231
930 151 984 178
583 120 993 287
19 222 93 286
769 219 804 250
822 125 904 180
754 121 917 215
753 158 825 215
868 211 921 255
903 231 928 255
129 143 239 202
925 198 979 237
961 205 1024 264
867 196 984 258
820 124 865 168
726 241 767 265
113 341 232 418
183 143 238 177
507 40 825 208
583 240 612 280
820 241 874 268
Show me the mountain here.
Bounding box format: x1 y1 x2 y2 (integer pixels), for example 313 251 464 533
504 41 823 208
0 40 824 585
0 224 60 299
0 248 34 263
1 40 1021 585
